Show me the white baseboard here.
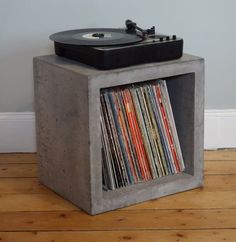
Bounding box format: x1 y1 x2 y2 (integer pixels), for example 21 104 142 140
204 109 236 149
0 112 36 153
0 110 235 153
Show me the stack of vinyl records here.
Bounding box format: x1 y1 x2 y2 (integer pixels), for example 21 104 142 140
100 79 185 191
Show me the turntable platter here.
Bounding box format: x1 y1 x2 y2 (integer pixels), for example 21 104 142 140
49 28 143 46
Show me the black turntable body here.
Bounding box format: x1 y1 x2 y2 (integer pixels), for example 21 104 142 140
50 20 183 70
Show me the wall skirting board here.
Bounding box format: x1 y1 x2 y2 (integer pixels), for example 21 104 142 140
204 109 236 149
0 112 36 153
0 110 235 153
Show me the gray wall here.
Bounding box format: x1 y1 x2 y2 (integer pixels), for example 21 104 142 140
1 0 235 111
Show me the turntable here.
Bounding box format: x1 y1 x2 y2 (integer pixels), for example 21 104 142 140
50 20 183 70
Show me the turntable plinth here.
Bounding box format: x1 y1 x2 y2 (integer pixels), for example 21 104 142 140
34 54 204 215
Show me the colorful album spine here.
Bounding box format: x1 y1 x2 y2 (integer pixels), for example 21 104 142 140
144 85 170 176
130 87 158 179
155 83 180 172
150 84 176 174
117 91 142 181
122 89 151 181
100 95 120 188
141 85 168 176
160 81 185 171
112 90 139 183
107 91 134 184
102 93 128 187
100 79 185 190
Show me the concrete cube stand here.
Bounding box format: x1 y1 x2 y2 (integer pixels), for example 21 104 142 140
34 54 204 215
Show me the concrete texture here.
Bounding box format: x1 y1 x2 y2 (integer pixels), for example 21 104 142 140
34 54 204 215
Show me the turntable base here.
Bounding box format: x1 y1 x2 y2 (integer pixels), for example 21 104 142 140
54 36 183 70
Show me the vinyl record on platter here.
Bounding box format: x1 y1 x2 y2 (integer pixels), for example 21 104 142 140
49 28 143 46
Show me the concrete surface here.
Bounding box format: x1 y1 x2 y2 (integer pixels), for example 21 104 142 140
34 54 204 215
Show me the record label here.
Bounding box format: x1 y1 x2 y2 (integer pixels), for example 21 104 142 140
81 33 112 39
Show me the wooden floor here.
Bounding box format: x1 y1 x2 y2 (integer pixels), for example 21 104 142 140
0 150 236 242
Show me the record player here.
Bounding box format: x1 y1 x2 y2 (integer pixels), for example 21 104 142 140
50 20 183 70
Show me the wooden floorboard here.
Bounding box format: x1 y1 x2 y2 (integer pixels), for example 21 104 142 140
0 178 50 194
1 161 236 178
0 174 235 194
0 163 37 178
204 149 236 161
0 153 37 164
0 190 236 212
205 161 236 175
0 150 235 242
1 209 236 231
0 230 235 242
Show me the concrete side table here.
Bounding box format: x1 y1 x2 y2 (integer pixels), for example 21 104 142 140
34 54 204 215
